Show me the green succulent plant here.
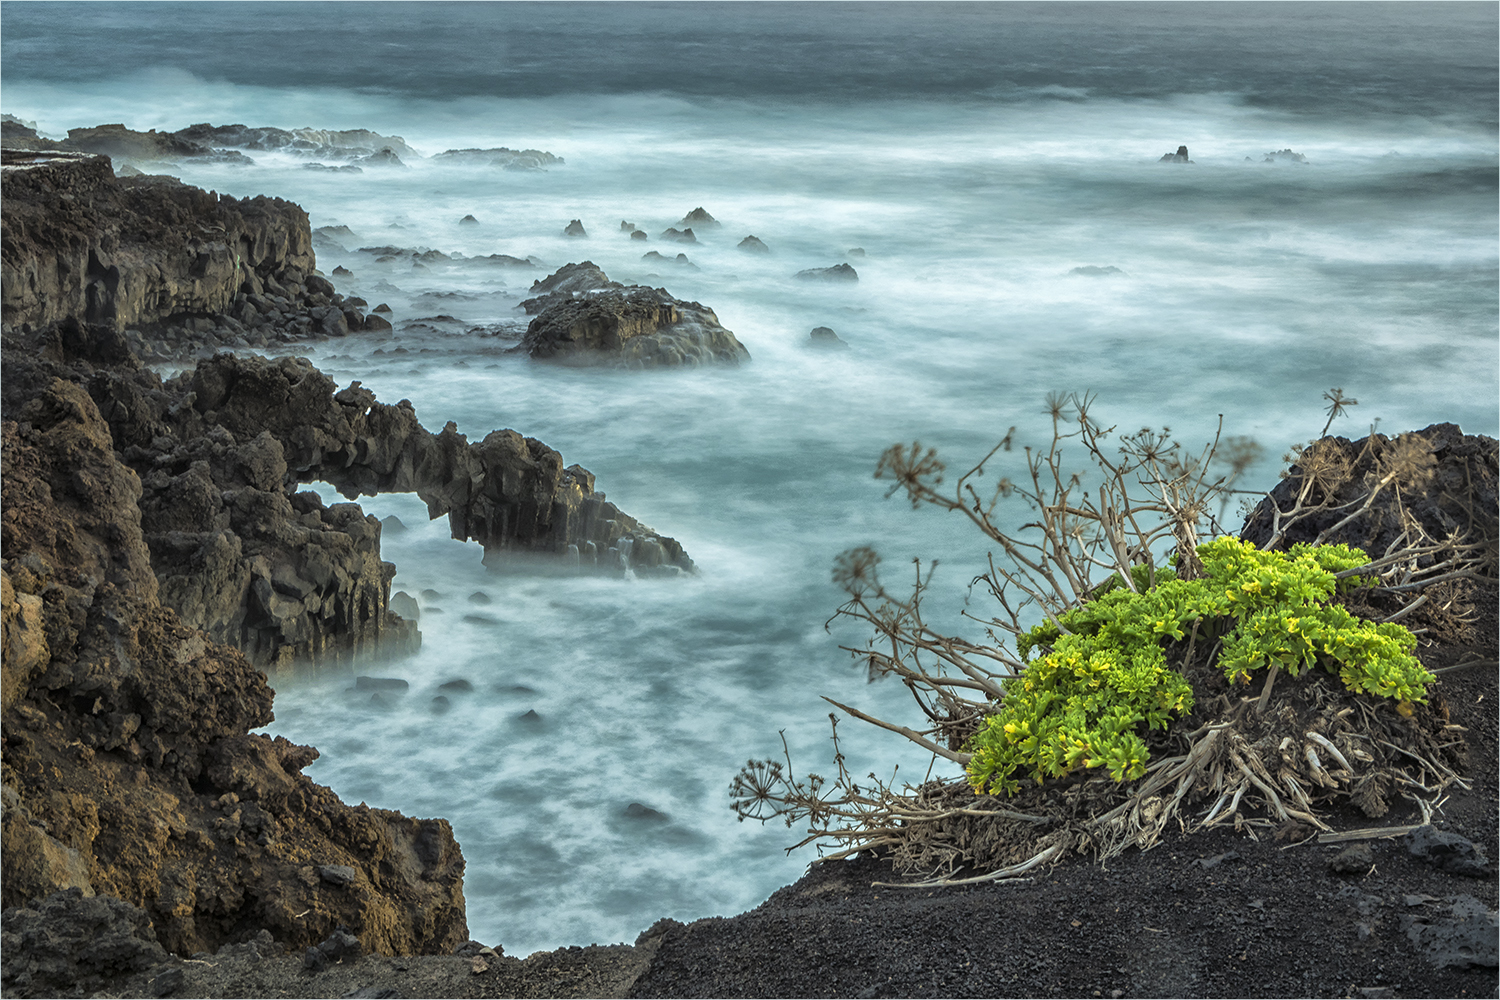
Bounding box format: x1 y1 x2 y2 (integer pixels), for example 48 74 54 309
966 538 1431 795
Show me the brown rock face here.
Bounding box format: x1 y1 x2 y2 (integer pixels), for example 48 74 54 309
0 366 467 957
1 149 313 332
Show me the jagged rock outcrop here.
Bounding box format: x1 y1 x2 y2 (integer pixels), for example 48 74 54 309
171 352 696 577
1159 144 1193 164
2 342 687 675
0 372 467 958
518 263 749 368
1240 423 1498 569
1 149 311 332
737 235 770 253
0 123 254 166
172 123 421 162
2 149 380 362
678 207 720 229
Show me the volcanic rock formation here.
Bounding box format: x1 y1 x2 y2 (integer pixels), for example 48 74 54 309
0 372 468 958
519 262 750 368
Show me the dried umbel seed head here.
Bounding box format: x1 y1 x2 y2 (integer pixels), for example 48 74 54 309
833 546 882 596
1284 439 1354 497
1375 433 1437 491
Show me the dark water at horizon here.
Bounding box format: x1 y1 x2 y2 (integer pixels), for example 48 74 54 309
3 2 1496 120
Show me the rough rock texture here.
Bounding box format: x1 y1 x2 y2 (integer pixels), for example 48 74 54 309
1240 423 1498 568
172 123 421 162
519 263 750 368
1 123 255 166
1 888 169 997
0 371 468 958
2 149 379 362
168 352 695 578
1 149 312 332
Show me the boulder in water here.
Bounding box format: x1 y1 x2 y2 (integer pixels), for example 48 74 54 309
563 219 588 238
520 264 749 368
357 146 407 168
678 207 720 228
738 235 770 253
630 229 648 241
1159 144 1192 164
620 221 638 232
459 214 479 225
390 591 420 621
794 263 858 283
659 227 697 244
1070 265 1123 277
808 326 848 349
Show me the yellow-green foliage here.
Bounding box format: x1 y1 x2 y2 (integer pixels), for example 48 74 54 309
966 538 1431 795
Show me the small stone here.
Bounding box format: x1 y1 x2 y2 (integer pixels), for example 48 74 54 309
470 956 490 974
1329 843 1374 875
317 864 359 886
303 946 328 972
148 965 186 997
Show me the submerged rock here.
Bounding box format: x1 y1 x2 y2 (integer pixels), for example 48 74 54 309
564 219 588 238
659 227 697 244
1159 144 1193 163
631 229 648 241
459 214 479 225
738 235 770 253
1071 265 1124 276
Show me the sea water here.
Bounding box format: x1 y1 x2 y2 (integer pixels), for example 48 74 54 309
3 1 1496 956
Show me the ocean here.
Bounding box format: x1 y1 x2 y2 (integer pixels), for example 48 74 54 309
3 1 1496 956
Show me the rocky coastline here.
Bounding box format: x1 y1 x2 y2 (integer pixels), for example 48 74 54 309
0 145 700 993
2 139 1496 1000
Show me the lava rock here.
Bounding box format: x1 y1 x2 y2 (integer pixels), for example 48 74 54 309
0 889 169 996
1329 843 1374 874
794 263 858 282
1404 826 1492 877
